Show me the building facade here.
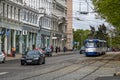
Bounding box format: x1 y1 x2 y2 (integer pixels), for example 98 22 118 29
0 0 68 54
0 0 40 54
67 0 73 50
51 0 67 50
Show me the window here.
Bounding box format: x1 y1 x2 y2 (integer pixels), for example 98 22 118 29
10 6 13 19
14 7 16 19
32 14 34 23
18 9 20 21
85 42 97 47
3 3 5 17
7 5 9 18
24 11 26 20
27 12 29 22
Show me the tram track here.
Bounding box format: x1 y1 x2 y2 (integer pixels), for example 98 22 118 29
20 54 107 80
79 53 119 80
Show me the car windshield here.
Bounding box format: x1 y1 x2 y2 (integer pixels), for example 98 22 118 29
80 46 85 50
27 50 40 56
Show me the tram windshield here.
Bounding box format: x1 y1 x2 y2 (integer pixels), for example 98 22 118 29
85 42 97 47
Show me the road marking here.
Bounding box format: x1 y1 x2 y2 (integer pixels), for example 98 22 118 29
0 72 9 75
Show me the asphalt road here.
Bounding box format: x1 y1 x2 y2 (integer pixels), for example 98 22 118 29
0 52 120 80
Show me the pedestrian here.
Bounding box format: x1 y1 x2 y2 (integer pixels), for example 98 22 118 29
58 46 60 52
2 50 6 57
25 47 30 55
12 47 16 57
63 46 66 53
32 44 35 50
55 46 58 53
50 45 54 52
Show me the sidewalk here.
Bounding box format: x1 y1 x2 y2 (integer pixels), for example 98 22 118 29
6 51 76 61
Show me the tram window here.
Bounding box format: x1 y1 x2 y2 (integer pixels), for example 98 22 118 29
96 43 99 47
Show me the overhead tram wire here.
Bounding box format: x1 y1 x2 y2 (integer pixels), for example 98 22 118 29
77 0 96 14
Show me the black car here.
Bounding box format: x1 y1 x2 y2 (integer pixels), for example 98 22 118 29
45 47 52 56
80 46 85 54
21 50 45 65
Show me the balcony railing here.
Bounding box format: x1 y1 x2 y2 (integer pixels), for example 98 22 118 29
55 0 67 7
52 10 66 18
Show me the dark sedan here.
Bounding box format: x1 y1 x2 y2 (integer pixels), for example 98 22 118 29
21 50 45 65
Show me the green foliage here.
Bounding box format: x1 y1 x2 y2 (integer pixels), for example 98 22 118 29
93 0 120 30
73 29 90 49
93 0 120 49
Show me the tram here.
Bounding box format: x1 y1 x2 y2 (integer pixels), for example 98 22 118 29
84 39 107 56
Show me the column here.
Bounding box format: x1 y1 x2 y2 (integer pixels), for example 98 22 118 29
13 30 16 48
30 33 32 50
45 36 47 47
0 28 2 52
4 29 7 54
19 32 22 53
50 32 52 46
8 30 11 54
32 33 35 45
26 32 29 49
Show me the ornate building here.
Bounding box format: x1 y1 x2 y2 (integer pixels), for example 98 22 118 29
0 0 68 54
51 0 67 50
67 0 73 50
0 0 40 54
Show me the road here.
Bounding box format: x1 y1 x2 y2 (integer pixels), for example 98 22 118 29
0 52 120 80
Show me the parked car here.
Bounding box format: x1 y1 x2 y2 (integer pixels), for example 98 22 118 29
45 47 52 56
34 48 46 54
80 46 85 54
0 52 6 63
21 50 45 65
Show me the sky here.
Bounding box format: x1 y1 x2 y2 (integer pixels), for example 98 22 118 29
73 0 109 30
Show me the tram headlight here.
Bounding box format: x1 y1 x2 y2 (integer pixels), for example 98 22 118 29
85 49 88 52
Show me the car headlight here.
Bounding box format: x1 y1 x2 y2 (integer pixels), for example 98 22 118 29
21 58 25 60
34 58 39 60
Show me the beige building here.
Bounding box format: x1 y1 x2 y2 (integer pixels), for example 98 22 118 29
67 0 73 50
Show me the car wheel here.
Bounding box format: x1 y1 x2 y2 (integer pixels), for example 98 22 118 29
2 58 5 63
50 53 52 56
42 58 45 64
21 61 25 65
80 51 82 54
38 59 42 65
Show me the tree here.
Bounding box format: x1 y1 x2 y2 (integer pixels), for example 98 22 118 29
93 0 120 30
73 29 90 49
92 0 120 49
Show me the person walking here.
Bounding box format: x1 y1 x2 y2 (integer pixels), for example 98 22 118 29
50 45 54 52
58 46 60 52
63 46 66 53
12 47 16 57
55 46 58 53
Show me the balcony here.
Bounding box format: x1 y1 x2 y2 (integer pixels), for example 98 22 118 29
55 0 67 8
52 10 66 18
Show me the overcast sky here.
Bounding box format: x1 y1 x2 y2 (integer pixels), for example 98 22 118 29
73 0 108 30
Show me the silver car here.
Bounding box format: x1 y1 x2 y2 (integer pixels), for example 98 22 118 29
0 52 5 63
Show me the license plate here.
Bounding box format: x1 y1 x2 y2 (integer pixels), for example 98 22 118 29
26 60 32 62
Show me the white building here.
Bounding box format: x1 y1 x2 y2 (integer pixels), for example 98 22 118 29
0 0 40 54
0 0 68 54
51 0 67 50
